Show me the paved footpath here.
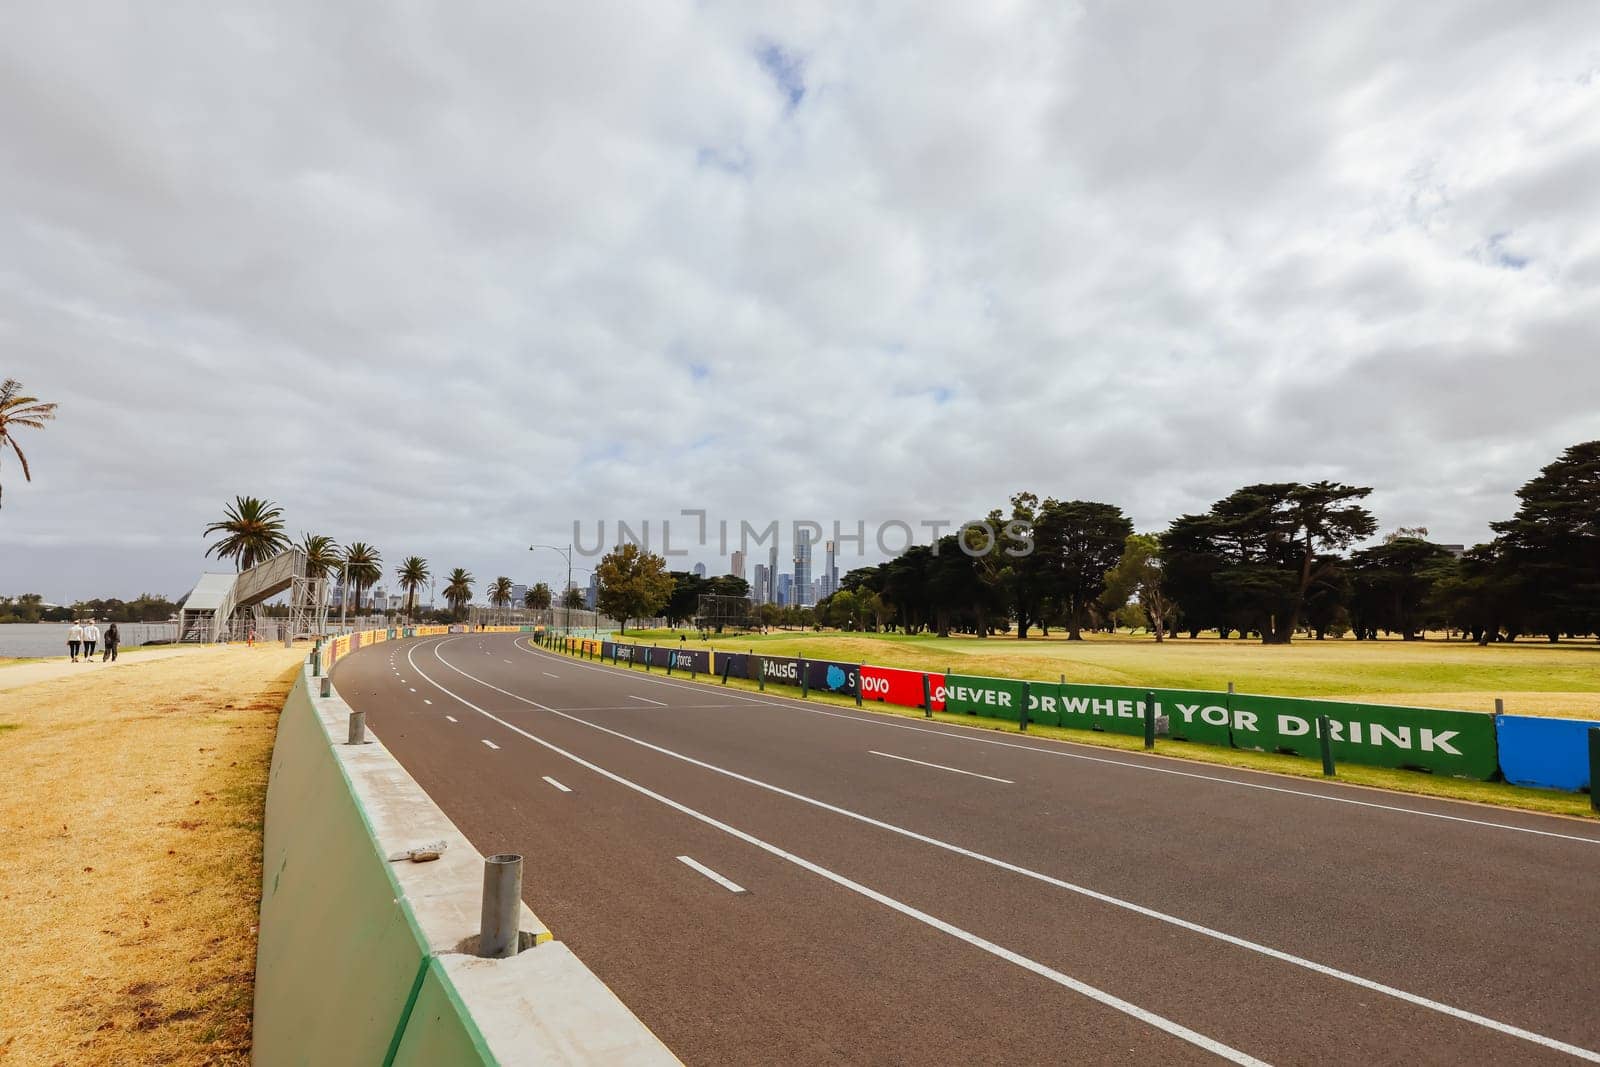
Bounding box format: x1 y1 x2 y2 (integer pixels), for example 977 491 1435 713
0 645 218 692
335 632 1600 1066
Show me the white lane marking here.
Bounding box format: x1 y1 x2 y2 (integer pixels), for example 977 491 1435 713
543 775 572 793
504 658 513 663
627 694 667 707
677 855 746 894
481 738 500 750
446 640 1600 1062
406 642 1259 1064
409 687 417 693
543 672 560 678
512 639 1600 848
424 699 433 705
446 715 458 722
870 750 1014 784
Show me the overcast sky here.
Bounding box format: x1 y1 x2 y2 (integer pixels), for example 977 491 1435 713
3 2 1599 604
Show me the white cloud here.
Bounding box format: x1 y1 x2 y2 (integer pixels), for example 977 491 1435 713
3 1 1598 600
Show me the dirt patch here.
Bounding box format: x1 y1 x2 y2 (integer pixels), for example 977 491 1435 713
0 644 302 1065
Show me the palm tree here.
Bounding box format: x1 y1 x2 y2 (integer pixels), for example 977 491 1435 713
297 533 343 621
525 582 552 610
489 576 514 622
443 568 475 620
396 556 430 622
343 542 382 618
204 496 290 571
0 379 58 510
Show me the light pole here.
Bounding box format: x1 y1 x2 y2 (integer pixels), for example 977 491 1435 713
529 543 573 634
339 560 349 632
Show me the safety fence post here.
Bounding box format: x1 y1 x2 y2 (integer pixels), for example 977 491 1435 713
721 657 732 685
1020 682 1030 732
800 657 808 699
1143 689 1155 750
1319 715 1336 777
1589 728 1600 814
922 674 933 718
347 709 366 745
855 670 863 708
644 648 652 672
320 676 332 699
312 648 321 677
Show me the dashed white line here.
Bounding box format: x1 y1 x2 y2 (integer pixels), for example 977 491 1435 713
481 738 500 750
542 776 572 793
543 672 560 678
409 687 417 693
445 715 458 722
406 640 1261 1064
627 694 667 707
870 750 1014 784
428 638 1600 1063
677 855 746 894
424 699 432 705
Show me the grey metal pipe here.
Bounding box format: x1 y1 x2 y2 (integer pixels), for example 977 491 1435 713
479 853 523 958
347 708 366 745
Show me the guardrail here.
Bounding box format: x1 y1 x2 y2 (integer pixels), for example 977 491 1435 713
258 630 679 1065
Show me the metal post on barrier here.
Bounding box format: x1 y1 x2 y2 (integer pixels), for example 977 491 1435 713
1589 728 1600 813
922 674 932 717
1318 715 1336 776
1020 682 1030 732
478 854 523 959
644 648 651 671
1143 690 1155 750
721 656 731 685
800 657 808 699
347 709 366 745
758 661 765 692
320 676 332 699
665 651 673 676
855 673 862 707
311 648 321 677
1495 697 1504 716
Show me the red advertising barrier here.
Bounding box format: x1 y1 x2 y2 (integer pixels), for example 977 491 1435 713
859 665 945 712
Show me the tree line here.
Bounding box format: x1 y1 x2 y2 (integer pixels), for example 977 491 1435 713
590 440 1598 645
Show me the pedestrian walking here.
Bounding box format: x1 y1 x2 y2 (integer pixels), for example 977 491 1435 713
83 619 100 661
103 622 120 662
68 620 83 662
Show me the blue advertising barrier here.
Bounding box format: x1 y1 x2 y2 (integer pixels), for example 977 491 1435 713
1495 714 1599 792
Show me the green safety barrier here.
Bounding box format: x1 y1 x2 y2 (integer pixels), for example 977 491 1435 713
254 672 496 1064
943 674 1028 723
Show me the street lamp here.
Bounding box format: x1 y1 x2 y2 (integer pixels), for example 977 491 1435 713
529 543 574 634
339 560 350 632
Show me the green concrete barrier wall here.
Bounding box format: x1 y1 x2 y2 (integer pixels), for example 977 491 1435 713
254 671 495 1066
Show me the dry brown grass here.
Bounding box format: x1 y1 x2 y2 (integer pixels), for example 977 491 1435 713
0 645 302 1066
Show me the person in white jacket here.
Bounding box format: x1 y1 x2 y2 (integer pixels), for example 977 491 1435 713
68 620 84 662
83 620 100 661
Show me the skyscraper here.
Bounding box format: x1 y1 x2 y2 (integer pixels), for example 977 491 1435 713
731 550 746 581
823 540 837 599
794 529 813 607
693 562 708 579
752 563 769 604
768 544 779 603
777 573 793 606
586 572 599 610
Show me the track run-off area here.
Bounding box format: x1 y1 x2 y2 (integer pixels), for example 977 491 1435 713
333 632 1600 1065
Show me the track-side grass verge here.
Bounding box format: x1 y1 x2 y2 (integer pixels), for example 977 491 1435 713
0 645 304 1065
545 641 1598 821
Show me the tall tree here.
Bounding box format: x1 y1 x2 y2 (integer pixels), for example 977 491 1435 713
299 533 343 582
343 542 383 615
1162 482 1374 643
0 378 58 510
1033 499 1134 640
1101 533 1177 642
489 576 514 620
396 556 431 621
443 568 475 620
1489 441 1600 641
525 582 552 610
595 543 674 634
204 496 290 571
561 587 585 610
1348 538 1457 640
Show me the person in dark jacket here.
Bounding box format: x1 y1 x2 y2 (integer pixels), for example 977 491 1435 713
103 623 120 662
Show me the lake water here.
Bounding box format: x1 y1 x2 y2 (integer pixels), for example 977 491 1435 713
0 622 181 658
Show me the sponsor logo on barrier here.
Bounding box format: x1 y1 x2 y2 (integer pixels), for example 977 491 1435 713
762 658 799 682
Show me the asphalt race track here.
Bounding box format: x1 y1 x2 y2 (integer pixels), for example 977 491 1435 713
334 633 1600 1065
